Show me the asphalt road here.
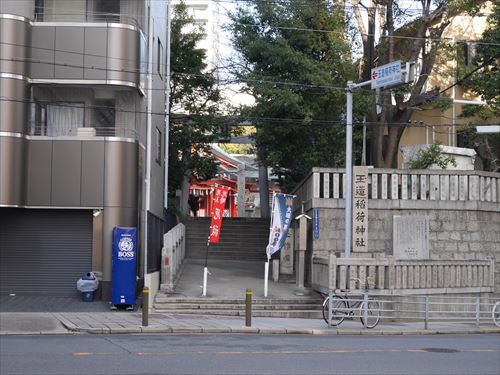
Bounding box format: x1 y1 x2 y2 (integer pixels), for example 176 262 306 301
1 334 499 375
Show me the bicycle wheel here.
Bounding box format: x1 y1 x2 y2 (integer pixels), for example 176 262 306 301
322 295 348 326
359 300 381 328
493 301 500 328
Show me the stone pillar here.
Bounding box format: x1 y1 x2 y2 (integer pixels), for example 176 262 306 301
296 215 308 288
259 165 270 218
237 163 246 217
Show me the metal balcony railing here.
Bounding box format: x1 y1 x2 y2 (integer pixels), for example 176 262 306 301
34 12 141 29
28 125 138 140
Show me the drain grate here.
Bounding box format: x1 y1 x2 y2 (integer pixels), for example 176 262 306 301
419 348 460 353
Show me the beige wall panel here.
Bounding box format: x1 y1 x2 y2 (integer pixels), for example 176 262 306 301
107 26 139 84
27 139 52 206
51 140 82 206
0 17 30 76
0 77 28 133
103 140 138 209
83 27 107 80
81 140 105 207
0 1 34 19
54 26 84 79
31 25 55 79
0 136 27 205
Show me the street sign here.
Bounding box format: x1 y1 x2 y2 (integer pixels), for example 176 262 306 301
371 60 401 89
313 208 319 240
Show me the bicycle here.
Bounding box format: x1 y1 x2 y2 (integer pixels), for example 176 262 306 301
493 301 500 327
322 277 381 329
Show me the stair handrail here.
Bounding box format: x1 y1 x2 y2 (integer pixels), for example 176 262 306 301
160 223 186 293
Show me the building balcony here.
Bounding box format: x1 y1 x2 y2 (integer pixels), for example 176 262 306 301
30 22 144 91
0 129 139 208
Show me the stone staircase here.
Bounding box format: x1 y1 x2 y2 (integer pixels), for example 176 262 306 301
153 296 324 319
183 217 270 261
154 217 324 318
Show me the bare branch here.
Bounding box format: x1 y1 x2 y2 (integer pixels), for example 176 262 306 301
351 0 368 43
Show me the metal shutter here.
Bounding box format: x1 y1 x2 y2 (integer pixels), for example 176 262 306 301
0 208 92 296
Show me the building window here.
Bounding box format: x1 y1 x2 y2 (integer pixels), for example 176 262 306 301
157 39 164 79
462 42 477 66
40 102 84 136
35 0 44 21
92 0 120 22
155 127 162 165
93 100 115 136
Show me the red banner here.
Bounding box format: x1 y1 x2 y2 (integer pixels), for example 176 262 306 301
209 185 230 243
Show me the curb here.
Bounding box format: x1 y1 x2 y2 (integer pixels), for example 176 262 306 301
3 327 499 336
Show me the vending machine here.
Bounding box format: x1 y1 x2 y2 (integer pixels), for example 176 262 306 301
112 226 137 308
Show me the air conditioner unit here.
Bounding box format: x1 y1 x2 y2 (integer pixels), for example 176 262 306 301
76 127 96 137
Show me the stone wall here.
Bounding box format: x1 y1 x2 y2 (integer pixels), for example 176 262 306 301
306 200 500 292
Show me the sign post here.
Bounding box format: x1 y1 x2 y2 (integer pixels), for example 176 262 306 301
344 61 407 277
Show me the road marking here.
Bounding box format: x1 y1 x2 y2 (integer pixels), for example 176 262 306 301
76 348 500 357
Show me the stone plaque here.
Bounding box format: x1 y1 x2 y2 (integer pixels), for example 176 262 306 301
393 215 429 260
280 228 294 275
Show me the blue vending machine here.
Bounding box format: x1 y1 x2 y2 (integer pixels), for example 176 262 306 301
112 226 137 308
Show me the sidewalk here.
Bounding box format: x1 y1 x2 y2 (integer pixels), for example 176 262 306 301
2 259 499 336
1 310 499 336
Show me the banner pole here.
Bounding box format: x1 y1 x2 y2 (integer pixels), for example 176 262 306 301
264 257 269 297
202 237 209 297
264 192 276 298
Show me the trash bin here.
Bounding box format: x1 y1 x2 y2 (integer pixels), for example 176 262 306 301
77 272 99 302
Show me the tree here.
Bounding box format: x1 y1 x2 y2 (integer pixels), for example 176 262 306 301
350 0 484 168
462 2 500 118
459 2 500 172
168 2 224 210
228 0 356 191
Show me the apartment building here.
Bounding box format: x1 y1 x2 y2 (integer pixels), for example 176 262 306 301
0 0 168 299
399 4 498 167
171 0 220 70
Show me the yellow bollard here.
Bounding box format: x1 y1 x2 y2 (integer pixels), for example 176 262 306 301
245 289 252 327
142 287 149 327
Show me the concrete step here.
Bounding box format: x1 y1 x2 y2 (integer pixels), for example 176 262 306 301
155 297 322 304
185 217 270 261
153 293 324 319
153 309 323 319
154 303 322 311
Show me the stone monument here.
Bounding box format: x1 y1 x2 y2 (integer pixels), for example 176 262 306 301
393 215 430 260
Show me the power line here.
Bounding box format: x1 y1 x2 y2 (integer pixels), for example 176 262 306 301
1 96 495 132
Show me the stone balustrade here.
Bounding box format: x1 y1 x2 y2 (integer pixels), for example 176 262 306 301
294 167 500 204
160 223 186 293
312 255 495 296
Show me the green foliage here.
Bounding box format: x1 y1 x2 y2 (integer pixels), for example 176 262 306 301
432 96 454 112
228 0 355 191
168 2 223 197
461 3 500 119
408 142 457 170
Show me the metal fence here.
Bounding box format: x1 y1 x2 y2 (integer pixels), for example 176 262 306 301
325 291 500 329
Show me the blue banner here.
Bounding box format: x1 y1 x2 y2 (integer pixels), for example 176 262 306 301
266 194 295 259
313 208 319 240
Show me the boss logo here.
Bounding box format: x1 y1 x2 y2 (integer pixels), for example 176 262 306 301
118 237 134 260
